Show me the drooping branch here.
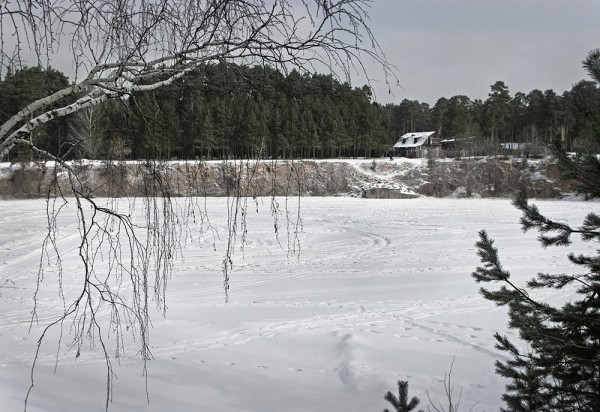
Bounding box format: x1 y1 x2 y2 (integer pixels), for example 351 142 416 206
1 88 112 158
0 1 395 409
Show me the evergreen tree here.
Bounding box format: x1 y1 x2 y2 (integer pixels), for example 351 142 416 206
431 97 449 137
565 79 600 153
446 95 474 139
195 109 216 159
483 80 511 142
508 92 527 142
553 49 600 198
383 380 423 412
472 49 600 412
525 89 546 144
129 90 179 158
543 89 562 144
178 70 206 158
0 67 70 160
101 99 132 160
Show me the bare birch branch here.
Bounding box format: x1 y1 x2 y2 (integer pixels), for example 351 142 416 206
0 1 395 409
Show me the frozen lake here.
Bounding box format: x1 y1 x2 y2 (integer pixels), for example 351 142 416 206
0 197 591 411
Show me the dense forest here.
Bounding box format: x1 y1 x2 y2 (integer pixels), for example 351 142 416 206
1 64 599 161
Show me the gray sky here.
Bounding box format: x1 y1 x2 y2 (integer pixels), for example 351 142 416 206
4 0 598 107
365 0 600 105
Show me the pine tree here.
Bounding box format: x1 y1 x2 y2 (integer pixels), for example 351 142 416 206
0 67 71 160
472 49 600 412
383 380 423 412
552 50 600 197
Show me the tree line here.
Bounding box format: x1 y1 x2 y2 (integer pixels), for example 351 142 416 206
385 79 600 153
0 64 388 161
126 64 388 160
1 65 599 162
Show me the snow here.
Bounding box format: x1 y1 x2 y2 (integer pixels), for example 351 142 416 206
0 197 593 411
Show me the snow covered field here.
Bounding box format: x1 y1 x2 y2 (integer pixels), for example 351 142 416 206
0 197 592 411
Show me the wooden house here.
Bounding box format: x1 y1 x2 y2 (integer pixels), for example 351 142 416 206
393 131 438 158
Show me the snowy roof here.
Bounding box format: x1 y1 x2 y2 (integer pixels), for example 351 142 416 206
393 131 436 148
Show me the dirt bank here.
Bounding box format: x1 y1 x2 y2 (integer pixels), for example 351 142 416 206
0 157 573 199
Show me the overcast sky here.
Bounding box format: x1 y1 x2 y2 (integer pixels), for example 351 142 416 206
4 0 598 107
364 0 600 105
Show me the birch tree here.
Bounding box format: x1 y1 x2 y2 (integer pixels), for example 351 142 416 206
0 0 393 160
67 105 106 158
0 0 395 409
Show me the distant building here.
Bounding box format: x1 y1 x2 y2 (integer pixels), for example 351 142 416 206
500 142 529 157
393 131 438 158
500 142 526 151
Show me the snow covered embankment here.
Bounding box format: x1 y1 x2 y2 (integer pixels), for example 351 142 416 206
0 157 572 199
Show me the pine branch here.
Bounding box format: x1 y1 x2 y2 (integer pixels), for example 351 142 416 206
473 230 544 308
383 380 422 412
475 49 600 412
583 49 600 92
